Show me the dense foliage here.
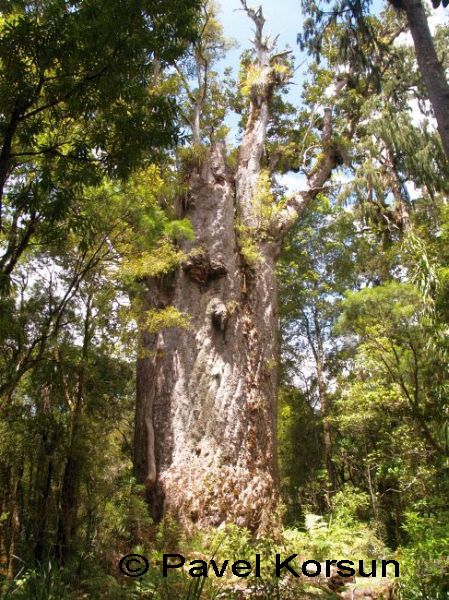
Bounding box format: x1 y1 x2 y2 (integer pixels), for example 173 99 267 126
278 7 449 598
1 0 448 599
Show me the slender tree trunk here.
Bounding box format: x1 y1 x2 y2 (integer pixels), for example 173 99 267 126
34 436 54 562
306 308 337 505
31 384 55 564
0 475 9 577
402 0 449 159
314 335 336 502
57 297 92 563
7 466 22 579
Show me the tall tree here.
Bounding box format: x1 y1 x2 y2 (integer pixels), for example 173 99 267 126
0 0 200 290
279 197 358 504
389 0 449 158
299 0 449 159
134 1 349 531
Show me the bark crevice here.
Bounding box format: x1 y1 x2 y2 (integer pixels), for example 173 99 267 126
134 4 345 532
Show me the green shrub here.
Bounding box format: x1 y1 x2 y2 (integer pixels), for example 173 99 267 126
397 511 449 599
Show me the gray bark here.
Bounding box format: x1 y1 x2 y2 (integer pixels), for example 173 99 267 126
311 308 337 503
134 5 345 532
135 142 280 531
402 0 449 159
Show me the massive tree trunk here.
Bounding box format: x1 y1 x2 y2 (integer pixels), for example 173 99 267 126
135 145 280 530
134 4 343 532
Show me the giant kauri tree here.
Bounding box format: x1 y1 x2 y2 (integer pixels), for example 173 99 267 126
134 1 348 531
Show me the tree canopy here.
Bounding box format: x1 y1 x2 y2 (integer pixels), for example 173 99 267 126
1 1 448 599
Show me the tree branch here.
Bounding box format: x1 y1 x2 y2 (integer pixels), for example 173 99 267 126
236 4 291 227
271 76 350 237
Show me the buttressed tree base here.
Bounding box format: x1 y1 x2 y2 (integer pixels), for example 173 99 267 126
134 1 345 532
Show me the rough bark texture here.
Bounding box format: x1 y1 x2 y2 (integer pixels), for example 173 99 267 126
402 0 449 159
134 5 345 532
135 147 281 531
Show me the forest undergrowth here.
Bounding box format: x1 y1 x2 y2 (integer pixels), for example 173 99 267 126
1 0 449 599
